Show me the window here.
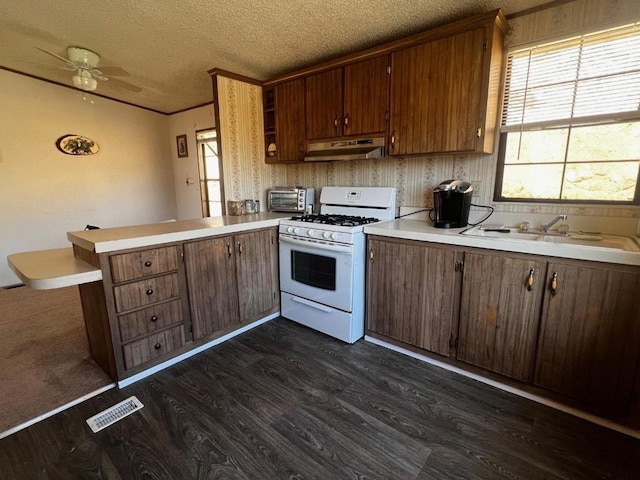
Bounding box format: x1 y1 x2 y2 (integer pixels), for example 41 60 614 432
495 23 640 204
196 129 225 216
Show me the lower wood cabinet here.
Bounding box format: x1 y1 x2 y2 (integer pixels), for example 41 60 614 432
366 235 640 425
77 226 280 383
184 227 279 341
367 237 460 356
534 261 640 414
184 236 240 340
458 252 546 382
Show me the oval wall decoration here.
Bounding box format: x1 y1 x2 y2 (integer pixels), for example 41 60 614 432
56 134 100 155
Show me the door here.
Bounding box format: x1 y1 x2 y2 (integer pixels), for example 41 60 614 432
534 262 640 413
343 56 389 136
235 228 279 322
388 27 485 155
184 236 240 340
275 78 306 162
306 68 343 140
279 234 354 311
367 238 459 356
458 251 546 381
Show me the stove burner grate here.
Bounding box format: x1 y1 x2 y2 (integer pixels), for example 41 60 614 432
290 214 380 226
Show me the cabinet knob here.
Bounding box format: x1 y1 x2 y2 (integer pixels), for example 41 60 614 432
344 113 350 128
527 269 535 291
146 288 154 296
144 260 152 267
154 343 161 350
550 272 558 296
334 115 340 129
150 315 158 322
390 131 397 149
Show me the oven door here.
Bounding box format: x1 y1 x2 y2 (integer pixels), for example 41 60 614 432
279 234 353 311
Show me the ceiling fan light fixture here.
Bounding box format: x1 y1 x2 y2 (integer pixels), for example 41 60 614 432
72 70 97 91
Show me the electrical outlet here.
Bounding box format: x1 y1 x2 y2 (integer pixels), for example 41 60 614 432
469 180 482 198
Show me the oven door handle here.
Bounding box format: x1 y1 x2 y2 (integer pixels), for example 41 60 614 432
291 295 333 313
279 235 352 254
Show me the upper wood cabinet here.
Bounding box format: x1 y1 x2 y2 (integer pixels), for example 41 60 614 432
388 18 505 156
262 10 507 161
264 78 306 163
305 56 389 140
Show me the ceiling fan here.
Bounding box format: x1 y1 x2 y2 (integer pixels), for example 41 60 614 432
35 46 142 93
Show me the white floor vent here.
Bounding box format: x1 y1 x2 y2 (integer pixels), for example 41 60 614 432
86 396 144 433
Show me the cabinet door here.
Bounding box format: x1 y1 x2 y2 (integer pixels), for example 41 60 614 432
458 252 546 381
534 262 640 413
343 56 389 136
367 238 458 356
306 68 343 140
388 28 485 155
184 236 240 340
235 228 279 322
275 78 306 162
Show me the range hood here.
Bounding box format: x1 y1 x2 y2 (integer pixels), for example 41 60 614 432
304 137 385 162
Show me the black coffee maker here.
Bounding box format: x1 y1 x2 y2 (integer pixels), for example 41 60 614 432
433 179 473 228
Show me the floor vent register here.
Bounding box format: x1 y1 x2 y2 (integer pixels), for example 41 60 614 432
86 396 144 433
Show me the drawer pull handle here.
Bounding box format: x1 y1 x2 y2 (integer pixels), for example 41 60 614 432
154 343 162 350
527 269 535 291
150 315 158 322
146 289 154 296
144 260 152 267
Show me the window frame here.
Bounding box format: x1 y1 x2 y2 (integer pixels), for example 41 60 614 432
494 23 640 206
196 128 226 217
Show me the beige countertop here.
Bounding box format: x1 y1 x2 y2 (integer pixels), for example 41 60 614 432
7 247 103 290
364 218 640 267
10 213 291 289
68 213 290 253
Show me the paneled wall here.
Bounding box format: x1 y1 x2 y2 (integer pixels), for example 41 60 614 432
215 75 287 209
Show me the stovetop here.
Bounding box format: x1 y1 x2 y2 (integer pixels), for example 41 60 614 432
289 214 380 227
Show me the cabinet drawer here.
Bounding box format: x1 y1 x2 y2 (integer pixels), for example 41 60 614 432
117 299 183 342
113 273 180 313
122 325 185 370
110 246 179 283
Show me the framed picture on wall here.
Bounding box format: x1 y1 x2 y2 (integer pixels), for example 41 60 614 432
176 134 188 158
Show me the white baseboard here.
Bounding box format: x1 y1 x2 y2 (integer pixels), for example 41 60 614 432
118 312 279 388
364 335 640 440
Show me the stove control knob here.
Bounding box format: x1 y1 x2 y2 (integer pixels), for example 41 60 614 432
293 228 300 235
323 231 331 239
287 227 294 234
331 232 338 240
308 230 315 237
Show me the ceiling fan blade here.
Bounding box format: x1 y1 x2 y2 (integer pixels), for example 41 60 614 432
13 59 76 71
34 46 76 67
89 69 108 81
102 76 143 93
96 66 131 77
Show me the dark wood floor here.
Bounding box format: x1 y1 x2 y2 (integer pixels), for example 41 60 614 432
1 317 639 479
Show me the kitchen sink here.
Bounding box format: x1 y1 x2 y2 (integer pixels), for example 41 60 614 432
461 225 640 252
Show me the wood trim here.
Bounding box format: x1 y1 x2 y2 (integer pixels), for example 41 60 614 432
505 0 576 20
72 244 100 268
79 281 117 380
263 9 508 87
0 66 169 115
208 68 262 86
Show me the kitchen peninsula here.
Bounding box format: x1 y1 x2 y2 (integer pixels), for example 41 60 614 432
9 213 289 387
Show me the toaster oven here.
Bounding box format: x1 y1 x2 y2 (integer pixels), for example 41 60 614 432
267 187 315 213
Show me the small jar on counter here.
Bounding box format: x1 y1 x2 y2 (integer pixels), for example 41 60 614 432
244 199 256 214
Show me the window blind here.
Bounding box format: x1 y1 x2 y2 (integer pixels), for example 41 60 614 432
502 22 640 132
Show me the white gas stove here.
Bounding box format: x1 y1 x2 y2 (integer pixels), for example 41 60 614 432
279 186 396 343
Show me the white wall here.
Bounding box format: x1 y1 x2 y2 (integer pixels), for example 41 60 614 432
0 70 177 286
167 104 215 220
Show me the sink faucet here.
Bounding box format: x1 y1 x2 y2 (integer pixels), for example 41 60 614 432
541 214 568 233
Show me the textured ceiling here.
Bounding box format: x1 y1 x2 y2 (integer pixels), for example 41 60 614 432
0 0 552 114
